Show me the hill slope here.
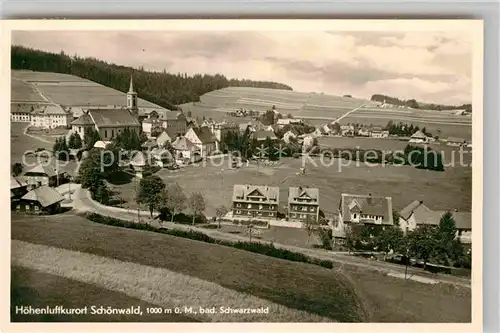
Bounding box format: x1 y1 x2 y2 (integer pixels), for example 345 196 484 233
11 45 293 110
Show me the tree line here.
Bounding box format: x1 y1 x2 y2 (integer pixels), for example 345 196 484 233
384 121 433 137
344 212 471 269
371 94 472 112
11 46 293 111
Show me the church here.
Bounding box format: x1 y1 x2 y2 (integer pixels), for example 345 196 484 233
70 77 142 141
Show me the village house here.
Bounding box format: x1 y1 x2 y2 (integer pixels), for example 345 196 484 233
14 185 64 215
232 184 280 220
171 136 201 163
340 124 355 136
142 117 163 138
333 193 394 244
398 200 472 244
160 111 188 138
251 130 278 142
11 175 28 201
20 163 59 189
10 104 34 122
150 147 175 168
446 137 467 147
156 131 173 147
370 126 389 138
301 134 315 149
30 104 72 129
184 127 218 158
322 124 333 136
287 186 320 224
130 151 148 178
206 121 239 150
239 120 265 133
357 127 370 137
276 118 303 128
313 127 326 137
409 130 429 144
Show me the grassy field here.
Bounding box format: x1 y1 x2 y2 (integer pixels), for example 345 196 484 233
12 213 363 322
11 78 47 102
11 266 196 322
11 213 471 322
12 70 164 109
108 154 472 217
188 87 472 140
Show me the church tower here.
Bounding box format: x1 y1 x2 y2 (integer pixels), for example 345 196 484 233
127 76 138 117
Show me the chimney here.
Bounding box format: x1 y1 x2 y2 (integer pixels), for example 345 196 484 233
367 193 372 204
419 200 424 204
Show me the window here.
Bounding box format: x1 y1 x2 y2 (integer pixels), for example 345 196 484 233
353 213 357 219
111 130 114 138
104 130 108 138
16 205 20 210
259 205 263 210
300 214 306 218
79 126 82 133
301 207 307 211
25 205 30 210
247 204 252 208
268 212 273 216
34 206 39 211
236 210 241 214
236 203 241 208
292 213 297 218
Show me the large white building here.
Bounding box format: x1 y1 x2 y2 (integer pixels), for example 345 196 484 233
11 103 72 129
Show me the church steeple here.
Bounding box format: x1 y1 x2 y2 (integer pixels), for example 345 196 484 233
128 76 135 93
127 75 138 116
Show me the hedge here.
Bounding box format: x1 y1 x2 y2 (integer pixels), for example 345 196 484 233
86 213 335 271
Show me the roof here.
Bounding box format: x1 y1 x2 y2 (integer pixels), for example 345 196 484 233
172 137 197 151
156 131 172 146
24 163 58 177
141 140 157 149
399 201 471 230
11 176 25 190
340 193 393 225
14 176 28 187
89 109 141 128
252 130 278 141
130 151 147 167
31 104 67 115
411 130 427 139
232 184 279 203
21 185 64 207
288 187 319 205
191 127 217 144
162 111 185 121
446 137 466 143
93 141 112 149
71 113 94 125
276 118 302 125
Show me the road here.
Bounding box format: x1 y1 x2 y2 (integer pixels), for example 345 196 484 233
331 104 365 124
70 186 470 289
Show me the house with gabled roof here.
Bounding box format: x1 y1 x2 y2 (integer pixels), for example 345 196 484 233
288 186 320 224
251 130 278 142
333 193 393 243
398 200 472 244
184 126 218 158
22 163 59 189
232 184 280 220
156 131 173 148
409 130 428 143
172 136 201 163
14 185 64 215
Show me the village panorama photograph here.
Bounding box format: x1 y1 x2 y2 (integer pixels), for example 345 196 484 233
9 24 478 324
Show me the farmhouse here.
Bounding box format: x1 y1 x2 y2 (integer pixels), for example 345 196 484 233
21 163 59 189
14 185 64 215
370 127 389 138
184 127 218 158
252 130 278 142
398 200 472 244
206 121 239 150
11 175 28 200
357 127 370 137
30 104 72 129
409 130 428 144
340 125 355 136
172 136 201 162
156 131 173 147
287 186 320 224
446 137 467 147
333 193 393 243
276 118 303 128
232 184 279 220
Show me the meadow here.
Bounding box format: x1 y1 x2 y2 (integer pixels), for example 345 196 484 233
191 87 472 140
11 213 471 322
11 70 164 109
12 213 363 322
108 154 472 218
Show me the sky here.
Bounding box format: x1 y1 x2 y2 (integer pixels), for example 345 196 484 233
12 30 473 105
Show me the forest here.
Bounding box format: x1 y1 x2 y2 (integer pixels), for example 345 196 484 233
11 46 293 111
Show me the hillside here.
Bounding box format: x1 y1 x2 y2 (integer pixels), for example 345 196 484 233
371 94 472 112
11 46 293 111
